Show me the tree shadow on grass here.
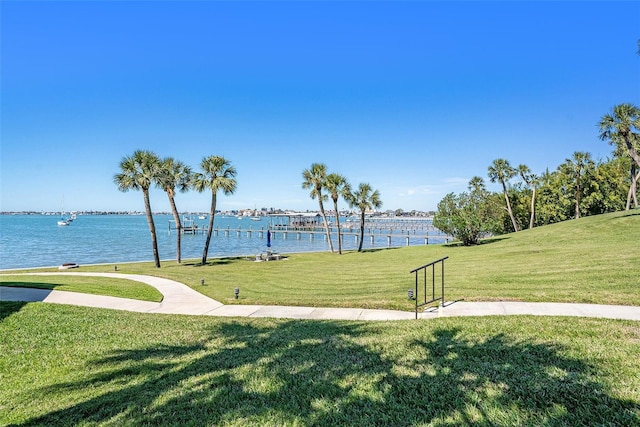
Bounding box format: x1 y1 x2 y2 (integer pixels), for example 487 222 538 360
445 236 510 248
0 301 30 322
12 321 639 426
614 209 640 219
182 257 248 267
0 281 65 291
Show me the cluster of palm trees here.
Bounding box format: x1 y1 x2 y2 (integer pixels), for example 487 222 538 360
435 102 639 244
486 102 640 233
114 150 237 268
302 163 382 253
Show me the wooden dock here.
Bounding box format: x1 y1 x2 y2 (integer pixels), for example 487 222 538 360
168 223 449 245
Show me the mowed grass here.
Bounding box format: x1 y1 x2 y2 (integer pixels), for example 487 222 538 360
1 211 639 426
2 210 638 310
0 274 163 302
1 303 638 426
158 209 640 308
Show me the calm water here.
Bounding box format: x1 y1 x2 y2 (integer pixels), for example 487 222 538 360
0 214 446 269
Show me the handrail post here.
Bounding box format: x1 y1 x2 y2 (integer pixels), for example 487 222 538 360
415 271 418 319
441 258 445 307
409 256 449 319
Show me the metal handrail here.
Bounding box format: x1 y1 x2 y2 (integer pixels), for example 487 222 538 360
409 256 448 319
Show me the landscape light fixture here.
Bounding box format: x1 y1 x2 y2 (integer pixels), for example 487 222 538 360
114 265 118 271
201 279 205 286
234 287 240 299
407 289 414 300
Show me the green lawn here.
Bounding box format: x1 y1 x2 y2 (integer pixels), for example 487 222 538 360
4 210 638 310
1 211 639 426
0 274 163 302
1 303 638 426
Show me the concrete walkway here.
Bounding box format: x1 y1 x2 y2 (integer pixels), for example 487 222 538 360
2 272 640 321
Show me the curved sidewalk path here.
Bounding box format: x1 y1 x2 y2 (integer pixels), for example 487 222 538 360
2 272 640 321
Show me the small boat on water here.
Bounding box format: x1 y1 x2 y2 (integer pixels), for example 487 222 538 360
251 217 261 221
57 196 75 226
57 212 75 226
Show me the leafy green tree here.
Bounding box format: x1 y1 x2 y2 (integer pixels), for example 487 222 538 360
193 156 237 265
535 169 570 226
599 103 640 210
582 157 629 215
156 157 192 264
114 150 162 268
344 183 382 252
324 173 350 255
488 159 519 232
559 152 595 219
433 177 501 245
302 163 334 253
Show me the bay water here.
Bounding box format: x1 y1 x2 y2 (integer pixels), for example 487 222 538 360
0 214 446 270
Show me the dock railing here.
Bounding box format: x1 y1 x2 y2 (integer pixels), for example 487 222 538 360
409 256 448 319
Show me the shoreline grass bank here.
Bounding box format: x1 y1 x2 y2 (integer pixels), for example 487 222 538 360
1 210 638 310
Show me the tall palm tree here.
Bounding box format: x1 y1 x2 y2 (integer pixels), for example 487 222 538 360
302 163 334 253
156 157 192 264
518 164 538 229
345 183 382 252
488 158 519 232
324 173 350 255
192 156 237 265
560 151 594 219
599 103 640 210
113 150 162 268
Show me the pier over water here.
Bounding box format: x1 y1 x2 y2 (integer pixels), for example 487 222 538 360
169 215 450 248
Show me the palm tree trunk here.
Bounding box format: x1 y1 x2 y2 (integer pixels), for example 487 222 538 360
333 199 342 254
529 186 536 229
623 137 640 169
633 171 639 208
318 199 334 253
168 194 182 264
143 189 161 268
502 182 519 232
575 181 581 219
627 167 640 210
202 193 217 264
357 211 365 252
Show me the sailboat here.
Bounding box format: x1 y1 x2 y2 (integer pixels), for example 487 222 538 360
57 197 74 226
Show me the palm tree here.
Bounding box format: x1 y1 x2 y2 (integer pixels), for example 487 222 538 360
302 163 334 253
192 156 237 265
488 159 519 232
324 173 350 255
467 176 486 194
560 151 594 219
599 103 640 210
113 150 162 268
345 183 382 252
156 157 192 264
518 164 538 229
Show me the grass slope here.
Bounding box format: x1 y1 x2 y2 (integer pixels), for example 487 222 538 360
173 209 640 308
1 303 639 426
2 210 638 310
0 274 163 302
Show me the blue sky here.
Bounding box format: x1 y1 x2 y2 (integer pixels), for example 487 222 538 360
2 1 639 213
